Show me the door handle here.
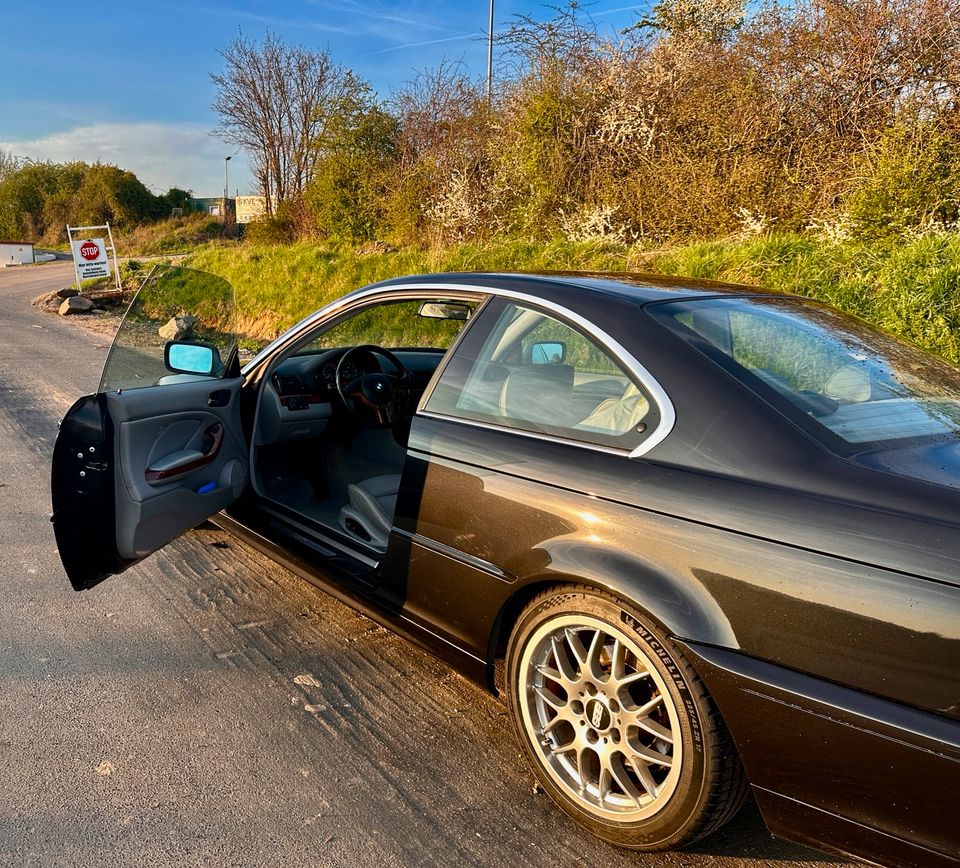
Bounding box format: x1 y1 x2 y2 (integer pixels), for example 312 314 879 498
208 389 231 408
145 423 224 483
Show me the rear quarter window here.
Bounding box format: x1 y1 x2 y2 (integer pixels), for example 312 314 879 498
651 296 960 469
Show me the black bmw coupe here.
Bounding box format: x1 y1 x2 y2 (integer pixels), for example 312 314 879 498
52 266 960 867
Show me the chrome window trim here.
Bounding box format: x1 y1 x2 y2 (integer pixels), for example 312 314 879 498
243 286 486 373
243 281 676 459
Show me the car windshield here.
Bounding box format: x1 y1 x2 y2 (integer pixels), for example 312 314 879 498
652 296 960 455
293 299 474 354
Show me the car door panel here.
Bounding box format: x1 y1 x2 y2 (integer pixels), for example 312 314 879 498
51 263 247 591
106 381 247 559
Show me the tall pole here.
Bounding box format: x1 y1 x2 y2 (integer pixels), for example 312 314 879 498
487 0 494 103
223 155 232 228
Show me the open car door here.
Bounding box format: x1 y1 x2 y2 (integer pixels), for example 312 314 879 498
51 265 248 591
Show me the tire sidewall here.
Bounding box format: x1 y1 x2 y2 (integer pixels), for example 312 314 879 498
507 588 710 850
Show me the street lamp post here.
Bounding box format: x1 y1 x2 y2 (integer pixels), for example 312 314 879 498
487 0 494 103
223 155 232 223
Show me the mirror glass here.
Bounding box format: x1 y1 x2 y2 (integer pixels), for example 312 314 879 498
529 341 566 364
166 342 215 375
418 301 472 321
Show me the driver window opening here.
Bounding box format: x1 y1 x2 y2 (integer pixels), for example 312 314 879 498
251 297 477 553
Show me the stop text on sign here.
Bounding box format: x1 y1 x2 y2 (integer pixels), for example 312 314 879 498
80 241 100 260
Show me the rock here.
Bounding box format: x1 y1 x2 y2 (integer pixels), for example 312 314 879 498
158 314 198 341
58 296 95 316
56 287 79 299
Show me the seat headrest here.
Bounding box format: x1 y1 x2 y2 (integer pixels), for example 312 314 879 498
824 363 871 403
499 364 574 422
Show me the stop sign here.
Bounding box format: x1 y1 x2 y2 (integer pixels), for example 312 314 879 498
80 241 100 261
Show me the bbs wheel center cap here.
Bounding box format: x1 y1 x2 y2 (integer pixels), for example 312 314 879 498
586 698 611 731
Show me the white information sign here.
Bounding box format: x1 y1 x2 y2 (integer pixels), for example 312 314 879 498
70 237 111 279
236 195 267 224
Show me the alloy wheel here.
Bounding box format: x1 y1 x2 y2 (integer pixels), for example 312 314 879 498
518 614 683 821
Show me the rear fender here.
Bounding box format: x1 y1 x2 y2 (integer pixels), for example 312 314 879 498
487 541 737 688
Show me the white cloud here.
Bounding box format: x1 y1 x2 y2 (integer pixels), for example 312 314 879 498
0 122 254 197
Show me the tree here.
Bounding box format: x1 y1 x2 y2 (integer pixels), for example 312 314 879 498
388 62 491 243
162 187 193 213
0 160 164 243
211 32 363 211
305 88 399 240
0 149 19 180
72 164 164 226
638 0 746 43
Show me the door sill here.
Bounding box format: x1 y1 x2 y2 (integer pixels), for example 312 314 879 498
251 500 381 588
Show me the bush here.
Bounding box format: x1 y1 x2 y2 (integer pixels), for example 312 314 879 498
844 125 960 242
304 99 398 242
244 203 300 244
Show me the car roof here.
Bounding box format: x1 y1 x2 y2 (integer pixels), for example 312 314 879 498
373 270 791 305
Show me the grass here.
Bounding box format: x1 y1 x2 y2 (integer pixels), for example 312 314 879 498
646 233 960 363
186 237 636 345
178 232 960 363
117 213 228 256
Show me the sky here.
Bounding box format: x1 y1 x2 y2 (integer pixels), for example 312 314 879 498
0 1 648 196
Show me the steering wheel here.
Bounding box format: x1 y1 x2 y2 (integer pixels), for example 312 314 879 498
335 345 412 428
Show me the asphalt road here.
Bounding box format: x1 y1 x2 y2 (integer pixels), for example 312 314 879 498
0 262 850 867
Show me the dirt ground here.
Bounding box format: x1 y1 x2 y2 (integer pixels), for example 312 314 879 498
32 287 128 338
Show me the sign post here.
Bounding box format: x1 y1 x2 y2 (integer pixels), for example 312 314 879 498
66 222 121 294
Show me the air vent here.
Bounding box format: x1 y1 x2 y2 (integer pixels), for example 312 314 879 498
274 374 304 395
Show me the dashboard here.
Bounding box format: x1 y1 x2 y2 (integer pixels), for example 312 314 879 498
256 347 446 445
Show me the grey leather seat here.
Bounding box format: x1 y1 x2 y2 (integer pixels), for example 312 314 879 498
573 383 650 435
499 364 575 424
338 473 401 550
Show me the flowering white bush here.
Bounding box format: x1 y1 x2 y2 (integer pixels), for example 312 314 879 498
736 207 774 237
807 214 852 243
559 203 635 244
426 170 485 242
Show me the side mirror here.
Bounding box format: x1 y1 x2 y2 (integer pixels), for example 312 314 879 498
527 341 566 364
418 301 471 321
164 341 218 376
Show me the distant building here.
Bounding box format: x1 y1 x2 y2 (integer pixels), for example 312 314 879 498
0 240 34 266
236 195 268 224
188 197 234 218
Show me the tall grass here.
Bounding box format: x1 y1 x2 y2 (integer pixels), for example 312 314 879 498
119 213 226 256
186 238 632 342
647 234 960 363
185 233 960 363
